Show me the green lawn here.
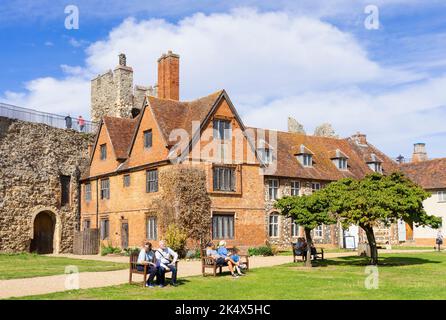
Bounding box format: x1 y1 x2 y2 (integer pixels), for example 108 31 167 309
0 253 128 280
14 252 446 300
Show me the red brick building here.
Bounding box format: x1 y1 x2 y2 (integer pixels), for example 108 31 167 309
80 52 399 251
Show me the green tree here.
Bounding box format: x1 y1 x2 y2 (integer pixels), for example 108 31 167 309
321 172 442 265
274 192 336 267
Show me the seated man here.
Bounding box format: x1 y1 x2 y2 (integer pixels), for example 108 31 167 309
206 242 239 278
294 237 307 256
217 240 244 276
155 240 179 287
137 241 158 288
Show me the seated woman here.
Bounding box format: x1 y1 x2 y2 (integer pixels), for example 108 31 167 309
137 241 158 288
217 240 244 276
206 242 239 278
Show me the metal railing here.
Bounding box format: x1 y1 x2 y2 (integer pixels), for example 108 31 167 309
0 102 98 133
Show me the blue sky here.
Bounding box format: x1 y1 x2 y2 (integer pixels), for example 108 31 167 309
0 0 445 159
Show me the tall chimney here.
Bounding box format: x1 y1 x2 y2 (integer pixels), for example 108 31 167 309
157 50 180 100
412 143 428 162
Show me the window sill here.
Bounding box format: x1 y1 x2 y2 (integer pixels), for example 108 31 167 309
210 190 241 196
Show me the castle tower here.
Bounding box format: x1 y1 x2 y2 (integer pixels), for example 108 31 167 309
90 53 134 123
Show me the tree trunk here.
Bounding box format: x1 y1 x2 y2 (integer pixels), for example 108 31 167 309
304 228 313 268
361 224 378 265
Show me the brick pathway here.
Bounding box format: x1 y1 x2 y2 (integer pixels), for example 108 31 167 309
0 250 435 299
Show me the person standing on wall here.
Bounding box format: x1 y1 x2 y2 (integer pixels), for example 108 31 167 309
77 115 85 132
65 114 72 129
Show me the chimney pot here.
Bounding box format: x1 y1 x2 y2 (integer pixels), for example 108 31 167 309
351 132 367 145
118 53 126 67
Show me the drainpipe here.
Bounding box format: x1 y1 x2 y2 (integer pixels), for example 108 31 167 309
96 179 99 229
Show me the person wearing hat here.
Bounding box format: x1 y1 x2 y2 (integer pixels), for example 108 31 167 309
206 242 239 278
217 240 244 276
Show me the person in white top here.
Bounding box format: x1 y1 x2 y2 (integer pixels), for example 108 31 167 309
155 240 179 287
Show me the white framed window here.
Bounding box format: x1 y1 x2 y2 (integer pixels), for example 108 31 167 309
314 225 323 238
297 154 313 167
368 162 382 173
146 216 157 240
291 181 300 196
268 179 279 200
291 221 299 237
312 182 321 192
438 191 446 202
269 214 279 237
335 158 348 170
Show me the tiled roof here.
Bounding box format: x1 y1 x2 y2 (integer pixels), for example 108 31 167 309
103 116 138 159
148 90 223 144
248 128 398 181
400 158 446 189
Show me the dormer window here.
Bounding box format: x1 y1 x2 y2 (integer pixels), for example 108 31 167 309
258 148 273 164
330 149 349 171
367 153 383 173
368 162 382 173
295 145 314 167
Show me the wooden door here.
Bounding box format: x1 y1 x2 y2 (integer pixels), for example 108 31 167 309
405 222 414 241
121 222 129 249
30 212 55 254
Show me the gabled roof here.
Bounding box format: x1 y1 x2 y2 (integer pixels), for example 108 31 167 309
328 149 349 159
103 116 138 160
400 158 446 189
248 128 398 181
148 90 224 145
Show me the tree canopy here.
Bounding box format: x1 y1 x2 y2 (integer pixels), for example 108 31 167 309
320 172 442 264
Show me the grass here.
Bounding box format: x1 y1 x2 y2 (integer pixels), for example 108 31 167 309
0 253 128 280
14 252 446 300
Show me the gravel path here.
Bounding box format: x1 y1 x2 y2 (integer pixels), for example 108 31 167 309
0 249 436 299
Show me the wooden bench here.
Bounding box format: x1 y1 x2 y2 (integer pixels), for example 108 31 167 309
129 252 178 286
201 247 249 276
291 242 324 262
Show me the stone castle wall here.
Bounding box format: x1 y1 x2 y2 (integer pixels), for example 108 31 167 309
0 117 94 253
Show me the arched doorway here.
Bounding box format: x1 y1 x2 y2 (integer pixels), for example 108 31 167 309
30 211 56 254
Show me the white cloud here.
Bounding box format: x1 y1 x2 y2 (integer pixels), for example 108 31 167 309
2 7 445 157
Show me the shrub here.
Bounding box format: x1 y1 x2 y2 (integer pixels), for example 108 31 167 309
123 247 140 256
100 244 122 256
248 246 274 257
185 249 201 260
164 224 188 258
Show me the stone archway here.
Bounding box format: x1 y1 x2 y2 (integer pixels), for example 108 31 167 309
30 206 62 254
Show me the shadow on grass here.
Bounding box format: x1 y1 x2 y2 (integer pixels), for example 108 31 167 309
131 278 191 287
310 255 442 267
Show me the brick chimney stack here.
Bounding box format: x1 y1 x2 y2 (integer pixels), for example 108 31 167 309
351 132 367 145
412 143 428 162
157 50 180 100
